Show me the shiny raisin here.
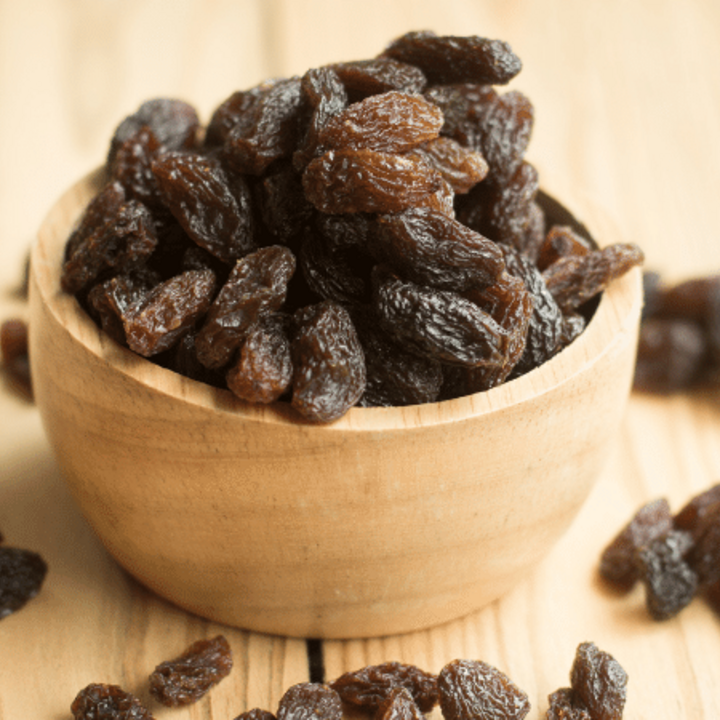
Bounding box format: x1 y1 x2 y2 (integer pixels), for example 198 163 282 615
233 710 277 720
71 683 153 720
569 642 627 720
536 225 592 272
110 126 163 207
149 634 233 707
376 687 424 720
544 688 590 720
405 137 488 194
329 58 427 102
276 683 343 720
0 546 47 619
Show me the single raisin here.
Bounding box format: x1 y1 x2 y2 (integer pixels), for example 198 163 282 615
329 58 427 102
330 660 438 714
290 300 366 422
71 683 153 720
148 634 233 707
405 137 488 194
381 31 522 86
375 687 424 720
276 683 343 720
110 126 164 207
0 547 48 619
569 643 627 720
536 225 592 272
233 710 277 720
437 658 530 720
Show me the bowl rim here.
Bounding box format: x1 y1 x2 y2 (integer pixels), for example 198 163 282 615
31 168 643 433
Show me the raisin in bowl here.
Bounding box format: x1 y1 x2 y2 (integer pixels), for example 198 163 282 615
28 168 641 638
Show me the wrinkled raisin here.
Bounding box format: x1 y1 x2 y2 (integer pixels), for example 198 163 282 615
569 643 627 720
233 710 277 720
599 497 673 591
381 31 522 86
405 137 488 194
0 546 47 619
376 687 424 720
149 634 233 707
545 688 591 720
438 658 530 720
331 661 438 713
536 225 592 272
110 126 163 207
329 59 427 102
276 683 343 720
71 683 153 720
290 300 366 422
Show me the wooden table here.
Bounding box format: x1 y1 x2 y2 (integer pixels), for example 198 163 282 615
1 1 720 717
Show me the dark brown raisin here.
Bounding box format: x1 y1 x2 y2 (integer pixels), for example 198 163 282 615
405 137 488 194
223 77 307 175
517 200 546 262
674 483 720 536
317 91 443 154
557 313 587 352
636 529 698 620
683 501 720 586
233 710 277 720
599 498 674 591
226 314 293 403
569 643 627 720
0 319 32 400
330 660 438 714
437 658 530 720
316 211 374 252
148 634 233 707
381 31 522 86
373 207 504 292
123 269 216 357
110 126 163 207
290 300 366 422
544 688 590 720
632 317 706 393
108 98 199 166
166 331 225 388
536 225 592 272
372 266 507 367
375 687 424 720
61 199 159 294
329 59 427 102
0 547 47 619
303 149 443 214
152 151 256 263
195 246 296 369
276 683 343 720
71 683 153 720
543 243 644 313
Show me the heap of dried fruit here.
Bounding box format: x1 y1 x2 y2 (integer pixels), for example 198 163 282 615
61 31 642 422
599 482 720 620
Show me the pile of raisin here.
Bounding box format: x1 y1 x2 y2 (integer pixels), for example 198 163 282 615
61 31 642 422
634 271 720 393
599 483 720 620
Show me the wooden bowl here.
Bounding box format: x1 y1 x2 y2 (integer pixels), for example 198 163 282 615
29 169 642 639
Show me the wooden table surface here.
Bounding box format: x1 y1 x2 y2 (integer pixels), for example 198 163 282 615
2 1 720 717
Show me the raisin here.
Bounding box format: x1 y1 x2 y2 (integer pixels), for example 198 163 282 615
294 67 348 169
195 246 296 369
632 317 706 393
683 501 720 586
636 530 697 620
167 331 225 388
376 687 424 720
650 275 720 321
233 710 277 720
569 643 627 720
599 497 674 591
381 31 522 86
372 266 507 367
329 58 427 102
107 98 199 166
0 547 47 619
405 137 488 194
290 300 366 422
557 313 587 351
71 683 153 720
1 318 32 399
517 200 546 262
543 243 644 313
674 483 720 536
303 148 443 214
544 688 591 720
123 269 216 357
223 77 307 175
372 207 504 292
226 314 293 403
315 211 374 252
351 306 443 407
152 151 256 263
61 199 159 295
330 660 438 714
276 683 343 720
437 658 530 720
317 91 443 154
148 635 233 706
110 126 163 207
536 225 592 272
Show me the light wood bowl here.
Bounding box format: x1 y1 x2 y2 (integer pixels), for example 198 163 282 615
29 169 642 639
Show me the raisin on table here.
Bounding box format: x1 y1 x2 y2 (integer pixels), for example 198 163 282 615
569 642 627 720
233 710 277 720
0 546 48 619
437 658 530 720
276 683 343 720
149 634 233 706
72 683 154 720
330 660 438 713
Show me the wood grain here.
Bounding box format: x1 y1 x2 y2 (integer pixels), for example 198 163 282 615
1 0 720 717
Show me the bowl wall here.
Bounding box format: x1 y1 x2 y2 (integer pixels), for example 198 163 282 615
29 170 642 638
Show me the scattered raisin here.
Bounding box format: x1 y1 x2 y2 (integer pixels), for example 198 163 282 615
437 658 530 720
71 683 154 720
0 547 48 619
569 642 627 720
276 683 343 720
148 634 233 707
